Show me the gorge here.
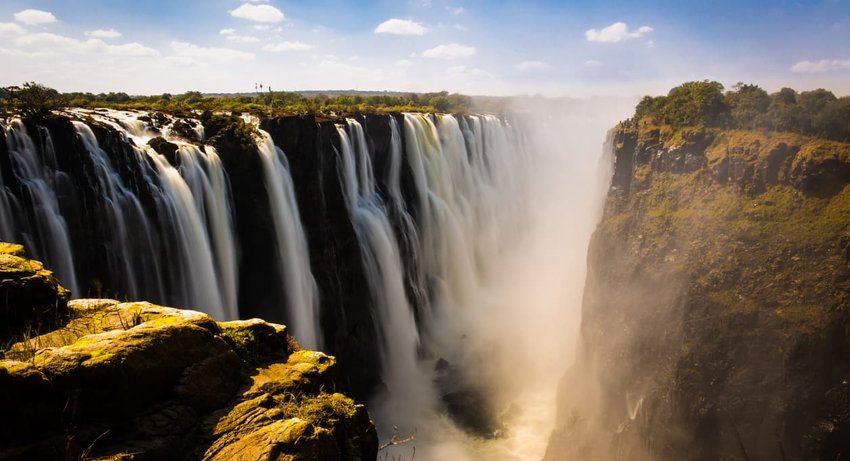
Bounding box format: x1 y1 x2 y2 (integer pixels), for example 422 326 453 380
3 82 850 460
0 100 621 459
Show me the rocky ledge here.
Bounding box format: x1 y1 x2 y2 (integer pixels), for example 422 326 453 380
0 243 377 460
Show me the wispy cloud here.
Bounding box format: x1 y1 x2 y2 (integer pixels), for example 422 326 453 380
422 43 475 59
85 28 121 39
790 58 850 73
15 32 158 56
14 9 57 25
585 22 653 43
229 3 285 23
170 41 254 61
226 35 260 43
219 28 236 35
515 60 550 72
263 41 314 52
447 6 465 15
375 18 427 35
0 22 26 36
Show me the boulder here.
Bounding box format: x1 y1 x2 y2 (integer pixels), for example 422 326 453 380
0 245 378 461
0 243 70 343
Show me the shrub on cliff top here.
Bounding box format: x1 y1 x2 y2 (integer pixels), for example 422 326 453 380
2 82 67 119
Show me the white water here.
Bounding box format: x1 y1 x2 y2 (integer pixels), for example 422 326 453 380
175 143 239 319
68 110 240 319
4 120 79 293
336 119 436 428
141 145 229 319
71 122 164 301
256 129 321 349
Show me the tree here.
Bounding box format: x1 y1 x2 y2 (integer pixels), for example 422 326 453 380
798 89 837 116
762 88 806 132
725 83 769 129
661 80 726 127
6 82 67 119
812 97 850 141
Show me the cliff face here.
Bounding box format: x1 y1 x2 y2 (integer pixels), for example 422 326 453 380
0 243 377 460
547 123 850 460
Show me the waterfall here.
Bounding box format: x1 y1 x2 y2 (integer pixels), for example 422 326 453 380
175 144 239 319
0 105 612 460
3 120 79 293
335 118 434 426
256 129 320 349
141 146 228 319
71 122 165 302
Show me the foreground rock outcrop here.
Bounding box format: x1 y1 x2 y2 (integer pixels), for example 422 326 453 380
547 122 850 460
0 245 377 460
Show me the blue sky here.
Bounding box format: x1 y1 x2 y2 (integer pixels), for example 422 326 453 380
1 0 848 96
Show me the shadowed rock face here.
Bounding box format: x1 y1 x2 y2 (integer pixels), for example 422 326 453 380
0 245 377 461
546 124 850 461
0 242 69 342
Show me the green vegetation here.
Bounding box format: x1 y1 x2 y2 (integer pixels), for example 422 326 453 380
632 80 850 141
1 82 67 119
1 82 475 118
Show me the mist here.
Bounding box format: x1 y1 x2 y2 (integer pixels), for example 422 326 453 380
372 96 636 460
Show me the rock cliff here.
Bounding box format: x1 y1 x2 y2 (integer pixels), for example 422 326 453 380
547 121 850 460
0 243 377 460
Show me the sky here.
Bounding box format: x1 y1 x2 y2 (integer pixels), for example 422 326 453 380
1 0 849 97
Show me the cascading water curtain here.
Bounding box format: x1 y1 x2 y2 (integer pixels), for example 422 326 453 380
335 118 434 429
255 129 321 349
3 119 79 293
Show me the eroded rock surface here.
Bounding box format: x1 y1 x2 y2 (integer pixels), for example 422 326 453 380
0 246 377 461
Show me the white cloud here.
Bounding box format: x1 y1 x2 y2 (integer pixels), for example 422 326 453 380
14 32 158 57
584 59 602 67
107 42 159 56
226 35 260 43
395 59 414 67
790 59 850 73
0 22 26 36
447 6 465 15
422 43 475 59
170 41 254 61
14 9 57 25
585 22 653 43
219 28 236 35
263 41 314 52
375 18 427 35
229 3 285 23
515 60 550 72
85 28 121 39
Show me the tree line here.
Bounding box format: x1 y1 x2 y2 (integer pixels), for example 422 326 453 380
633 80 850 142
0 82 474 118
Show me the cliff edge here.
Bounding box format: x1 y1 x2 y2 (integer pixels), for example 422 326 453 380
0 243 377 460
547 117 850 460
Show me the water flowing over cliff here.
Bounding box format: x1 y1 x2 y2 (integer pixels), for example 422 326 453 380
0 101 623 459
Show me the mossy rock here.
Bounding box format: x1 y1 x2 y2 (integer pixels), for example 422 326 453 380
218 318 298 366
0 242 70 344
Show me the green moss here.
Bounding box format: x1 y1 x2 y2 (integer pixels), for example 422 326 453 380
280 392 359 427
